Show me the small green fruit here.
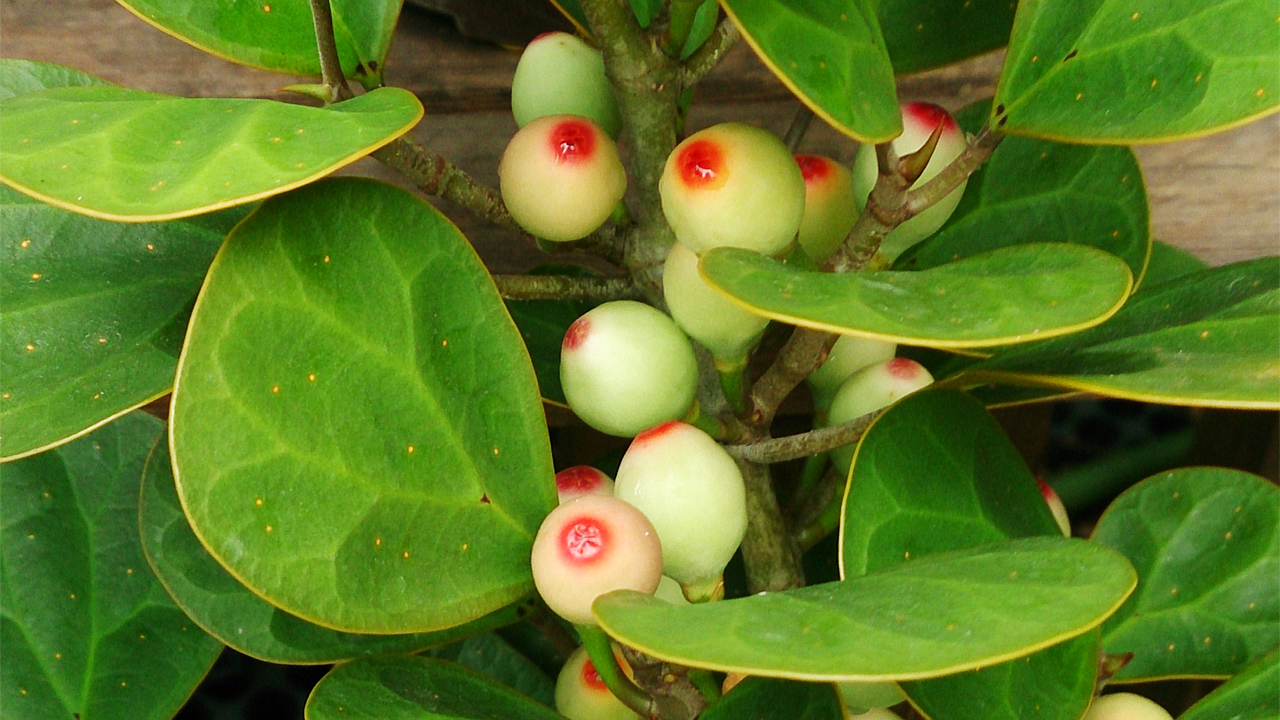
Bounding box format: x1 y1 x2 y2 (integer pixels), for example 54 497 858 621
531 494 664 626
499 114 626 242
1038 477 1071 536
795 155 859 263
659 122 806 256
512 32 622 138
851 102 968 261
614 421 747 586
663 242 768 364
560 301 698 437
554 646 640 720
1083 693 1173 720
556 466 615 504
838 681 906 715
847 709 904 720
806 334 897 413
829 357 934 473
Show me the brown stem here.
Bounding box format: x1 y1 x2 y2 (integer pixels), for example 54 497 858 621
747 327 837 430
728 414 874 464
307 0 353 102
373 136 514 226
493 274 639 301
679 18 740 86
737 459 805 593
784 106 815 153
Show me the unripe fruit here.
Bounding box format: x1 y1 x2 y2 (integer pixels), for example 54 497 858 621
499 114 626 242
1038 477 1071 536
829 358 934 473
560 301 699 437
839 681 906 715
659 123 806 256
1082 693 1173 720
512 32 622 138
653 575 690 605
663 242 768 363
554 646 640 720
556 466 615 504
795 155 859 263
851 102 968 261
806 335 897 412
614 421 747 586
847 710 904 720
531 494 663 626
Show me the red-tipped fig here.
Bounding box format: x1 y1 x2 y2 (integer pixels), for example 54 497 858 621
806 334 898 413
1037 478 1072 536
828 358 934 472
554 646 640 720
556 466 616 504
795 154 859 263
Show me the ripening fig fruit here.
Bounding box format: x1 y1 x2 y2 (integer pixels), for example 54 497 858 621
560 301 699 437
614 421 747 592
554 646 641 720
557 466 615 504
851 102 968 261
659 122 806 256
653 575 690 605
795 155 859 263
847 710 904 720
499 114 626 242
512 32 622 138
806 335 897 413
838 681 906 715
1038 477 1071 536
1082 693 1173 720
829 357 934 473
531 494 663 626
663 242 769 364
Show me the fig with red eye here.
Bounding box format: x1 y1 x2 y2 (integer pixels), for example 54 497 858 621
795 154 859 264
556 466 615 504
827 357 935 474
554 646 641 720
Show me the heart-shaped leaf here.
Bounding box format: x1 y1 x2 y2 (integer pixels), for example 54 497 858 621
171 177 556 634
0 186 245 462
876 0 1015 75
959 257 1280 408
1179 649 1279 720
993 0 1279 142
704 676 843 720
0 413 222 720
115 0 402 84
840 389 1096 720
721 0 900 142
305 656 565 720
1 84 422 221
700 244 1133 349
0 59 111 101
594 537 1136 681
1092 467 1279 681
139 438 526 664
897 100 1150 279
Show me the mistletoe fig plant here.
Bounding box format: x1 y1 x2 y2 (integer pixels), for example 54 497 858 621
1 0 1277 719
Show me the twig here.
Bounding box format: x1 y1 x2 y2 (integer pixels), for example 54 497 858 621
727 414 874 464
747 327 837 429
784 106 815 153
737 459 805 593
308 0 353 102
679 19 740 86
372 136 513 227
493 274 639 301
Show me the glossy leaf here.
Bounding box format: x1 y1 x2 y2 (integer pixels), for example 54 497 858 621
960 257 1280 408
425 633 556 708
840 389 1095 720
139 439 525 664
171 178 556 634
594 537 1136 681
701 243 1133 348
877 0 1015 75
305 656 565 719
0 186 243 462
897 100 1150 279
0 59 110 101
1092 468 1279 681
993 0 1280 142
0 413 222 720
721 0 900 142
1180 649 1280 720
1141 240 1209 288
0 85 423 221
704 676 843 720
115 0 402 83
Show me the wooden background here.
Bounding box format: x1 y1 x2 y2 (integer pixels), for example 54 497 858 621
4 0 1278 274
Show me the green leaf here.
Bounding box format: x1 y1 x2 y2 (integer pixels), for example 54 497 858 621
992 0 1280 142
305 656 566 719
425 633 557 708
840 389 1095 720
0 413 223 720
594 537 1136 681
0 59 111 101
0 85 423 221
703 676 843 720
0 187 244 462
1141 240 1209 288
139 438 525 664
700 244 1133 349
896 100 1151 280
115 0 403 83
876 0 1016 75
720 0 900 142
1092 468 1279 681
959 257 1280 408
171 177 555 634
1179 649 1280 720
